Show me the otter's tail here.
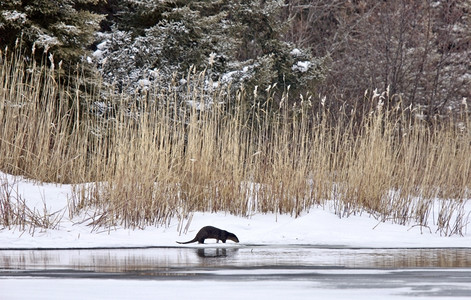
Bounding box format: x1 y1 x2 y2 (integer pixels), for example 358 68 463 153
176 238 197 244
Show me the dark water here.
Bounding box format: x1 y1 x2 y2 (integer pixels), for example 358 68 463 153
1 245 471 298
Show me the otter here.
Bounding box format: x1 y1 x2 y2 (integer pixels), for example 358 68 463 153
177 226 239 244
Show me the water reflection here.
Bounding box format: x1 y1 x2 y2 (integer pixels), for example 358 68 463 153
1 246 471 274
197 247 238 258
2 247 471 299
361 248 471 268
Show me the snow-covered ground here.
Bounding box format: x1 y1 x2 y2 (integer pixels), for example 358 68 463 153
0 174 471 248
1 172 471 300
1 172 470 249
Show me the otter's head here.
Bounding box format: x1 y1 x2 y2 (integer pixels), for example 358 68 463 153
228 232 239 243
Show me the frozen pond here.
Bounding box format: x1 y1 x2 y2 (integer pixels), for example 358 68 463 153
1 245 471 299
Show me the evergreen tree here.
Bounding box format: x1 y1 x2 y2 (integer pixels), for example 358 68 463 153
0 0 103 66
94 0 326 103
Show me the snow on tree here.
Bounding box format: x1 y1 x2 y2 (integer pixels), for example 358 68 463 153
0 0 103 65
94 0 327 104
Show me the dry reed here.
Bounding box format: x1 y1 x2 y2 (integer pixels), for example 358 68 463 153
0 175 63 232
1 50 470 235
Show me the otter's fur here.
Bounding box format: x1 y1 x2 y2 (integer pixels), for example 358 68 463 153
177 226 239 244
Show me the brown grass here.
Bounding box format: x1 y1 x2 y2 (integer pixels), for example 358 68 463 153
1 50 470 235
0 175 63 233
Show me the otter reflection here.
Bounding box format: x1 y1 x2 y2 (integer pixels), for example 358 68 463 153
197 247 238 258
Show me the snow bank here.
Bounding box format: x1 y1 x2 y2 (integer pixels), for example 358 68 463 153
1 172 470 249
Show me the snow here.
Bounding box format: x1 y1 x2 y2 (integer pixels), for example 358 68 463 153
1 172 471 300
92 49 104 60
34 32 61 51
208 52 217 66
0 279 420 300
0 172 470 249
292 61 312 73
1 10 27 23
138 79 151 89
149 68 159 78
290 48 302 57
221 70 240 83
54 23 80 35
96 40 107 50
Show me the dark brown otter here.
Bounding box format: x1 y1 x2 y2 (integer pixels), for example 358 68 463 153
177 226 239 244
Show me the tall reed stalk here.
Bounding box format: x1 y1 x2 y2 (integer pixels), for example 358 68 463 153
1 50 469 235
